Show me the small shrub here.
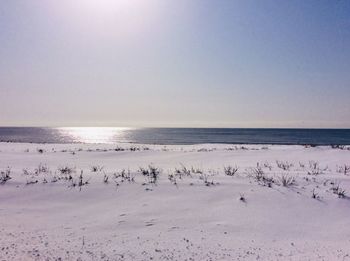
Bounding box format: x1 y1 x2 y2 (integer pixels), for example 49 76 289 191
113 169 135 183
139 167 149 176
331 184 346 198
26 179 38 185
71 171 89 191
181 165 192 175
51 175 59 183
129 146 141 151
263 161 272 170
191 167 202 175
35 164 50 175
174 168 183 179
0 167 11 184
248 166 274 187
58 166 75 175
139 165 161 184
168 173 178 186
248 166 265 181
23 168 31 176
90 165 104 172
278 175 296 187
276 160 293 171
262 176 274 188
337 189 346 198
224 165 239 176
337 165 350 176
307 161 326 175
174 164 191 179
239 193 246 202
199 173 216 186
148 165 160 184
23 165 50 177
114 147 125 152
312 189 320 199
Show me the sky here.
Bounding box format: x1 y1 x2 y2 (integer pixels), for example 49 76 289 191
1 0 350 128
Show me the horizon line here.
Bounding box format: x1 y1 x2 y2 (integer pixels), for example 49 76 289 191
0 126 350 130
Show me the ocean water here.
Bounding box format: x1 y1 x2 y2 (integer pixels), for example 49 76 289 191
0 127 349 145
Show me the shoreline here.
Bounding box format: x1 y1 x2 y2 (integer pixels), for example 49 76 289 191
1 140 350 146
1 140 350 148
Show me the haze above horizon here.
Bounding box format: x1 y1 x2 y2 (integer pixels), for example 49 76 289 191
1 0 350 128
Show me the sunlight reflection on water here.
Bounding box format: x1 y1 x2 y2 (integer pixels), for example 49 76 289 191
57 127 132 144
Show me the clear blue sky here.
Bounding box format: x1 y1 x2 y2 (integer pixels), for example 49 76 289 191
1 0 349 128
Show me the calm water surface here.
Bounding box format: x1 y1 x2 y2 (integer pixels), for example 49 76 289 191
0 127 349 145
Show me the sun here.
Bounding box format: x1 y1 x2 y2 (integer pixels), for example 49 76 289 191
60 0 157 38
79 0 149 14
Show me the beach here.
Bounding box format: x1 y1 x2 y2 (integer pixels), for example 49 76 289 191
3 0 350 259
1 142 350 260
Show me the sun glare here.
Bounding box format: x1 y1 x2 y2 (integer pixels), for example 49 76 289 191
82 0 139 12
58 0 158 39
59 127 130 144
73 0 154 18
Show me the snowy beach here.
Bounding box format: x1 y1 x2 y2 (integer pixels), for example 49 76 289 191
3 0 350 260
1 142 350 260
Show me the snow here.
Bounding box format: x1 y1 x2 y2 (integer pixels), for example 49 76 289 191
1 142 350 260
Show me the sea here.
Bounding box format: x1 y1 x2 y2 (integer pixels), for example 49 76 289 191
0 127 349 145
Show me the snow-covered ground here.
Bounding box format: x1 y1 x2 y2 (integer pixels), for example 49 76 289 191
1 142 350 260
